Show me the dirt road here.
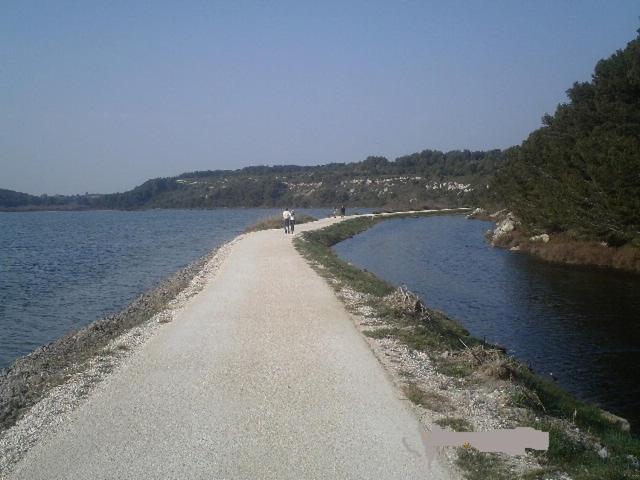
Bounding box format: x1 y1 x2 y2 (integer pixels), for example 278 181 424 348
9 217 449 479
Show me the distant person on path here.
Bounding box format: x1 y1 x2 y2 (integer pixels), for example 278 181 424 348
282 208 291 234
340 205 346 218
333 206 338 218
289 210 296 233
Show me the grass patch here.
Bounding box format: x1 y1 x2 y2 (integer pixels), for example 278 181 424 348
403 383 450 412
436 417 474 432
363 327 398 340
546 426 592 465
436 359 473 378
245 214 316 233
509 385 546 412
398 369 415 378
527 419 640 480
524 422 640 480
295 218 393 296
495 230 640 273
456 448 511 480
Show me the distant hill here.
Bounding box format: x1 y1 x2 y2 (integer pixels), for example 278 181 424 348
0 149 506 211
489 31 640 246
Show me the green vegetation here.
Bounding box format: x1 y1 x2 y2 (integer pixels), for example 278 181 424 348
294 215 394 296
455 448 511 480
490 31 640 248
1 148 506 211
295 216 640 479
402 383 449 412
435 417 474 432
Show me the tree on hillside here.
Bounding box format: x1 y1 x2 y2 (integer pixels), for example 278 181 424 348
491 31 640 245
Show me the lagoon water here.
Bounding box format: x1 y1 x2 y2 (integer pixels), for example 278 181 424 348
0 208 333 370
334 215 640 431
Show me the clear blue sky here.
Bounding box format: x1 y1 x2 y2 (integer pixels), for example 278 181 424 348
1 1 638 194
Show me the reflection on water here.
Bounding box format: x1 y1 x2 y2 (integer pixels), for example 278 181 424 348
334 215 640 431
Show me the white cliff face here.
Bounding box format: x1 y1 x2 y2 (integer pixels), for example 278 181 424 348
495 218 515 234
466 207 486 219
491 214 518 245
529 234 550 243
424 181 474 193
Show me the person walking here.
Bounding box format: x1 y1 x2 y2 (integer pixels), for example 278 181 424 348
289 210 296 233
340 205 346 218
282 208 291 234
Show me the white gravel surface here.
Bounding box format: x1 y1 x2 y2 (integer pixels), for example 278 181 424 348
7 217 450 480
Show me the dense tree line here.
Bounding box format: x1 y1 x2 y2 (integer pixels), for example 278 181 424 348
490 31 640 246
177 149 504 182
0 189 88 209
1 149 504 210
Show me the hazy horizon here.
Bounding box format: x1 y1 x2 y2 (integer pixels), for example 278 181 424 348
1 1 638 195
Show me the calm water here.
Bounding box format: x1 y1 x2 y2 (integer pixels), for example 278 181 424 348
334 215 640 430
0 208 334 370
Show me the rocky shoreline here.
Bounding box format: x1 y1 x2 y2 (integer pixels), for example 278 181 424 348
467 208 640 273
337 285 546 477
0 236 241 476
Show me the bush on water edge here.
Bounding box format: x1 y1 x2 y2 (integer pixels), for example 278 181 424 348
494 230 640 273
294 215 640 480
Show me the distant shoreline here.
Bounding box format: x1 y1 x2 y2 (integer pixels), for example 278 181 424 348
0 205 371 213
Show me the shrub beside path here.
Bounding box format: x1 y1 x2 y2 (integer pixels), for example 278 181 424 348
8 216 449 480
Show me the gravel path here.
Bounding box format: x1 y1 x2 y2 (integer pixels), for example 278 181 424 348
8 217 449 480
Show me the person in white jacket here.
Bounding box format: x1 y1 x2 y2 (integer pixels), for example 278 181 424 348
282 208 291 234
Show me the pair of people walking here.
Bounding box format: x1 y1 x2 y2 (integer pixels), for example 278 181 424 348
282 208 296 234
332 205 346 218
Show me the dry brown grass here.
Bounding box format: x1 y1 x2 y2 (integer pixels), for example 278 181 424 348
476 358 515 381
440 345 514 381
403 383 451 412
435 417 474 432
495 231 640 273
